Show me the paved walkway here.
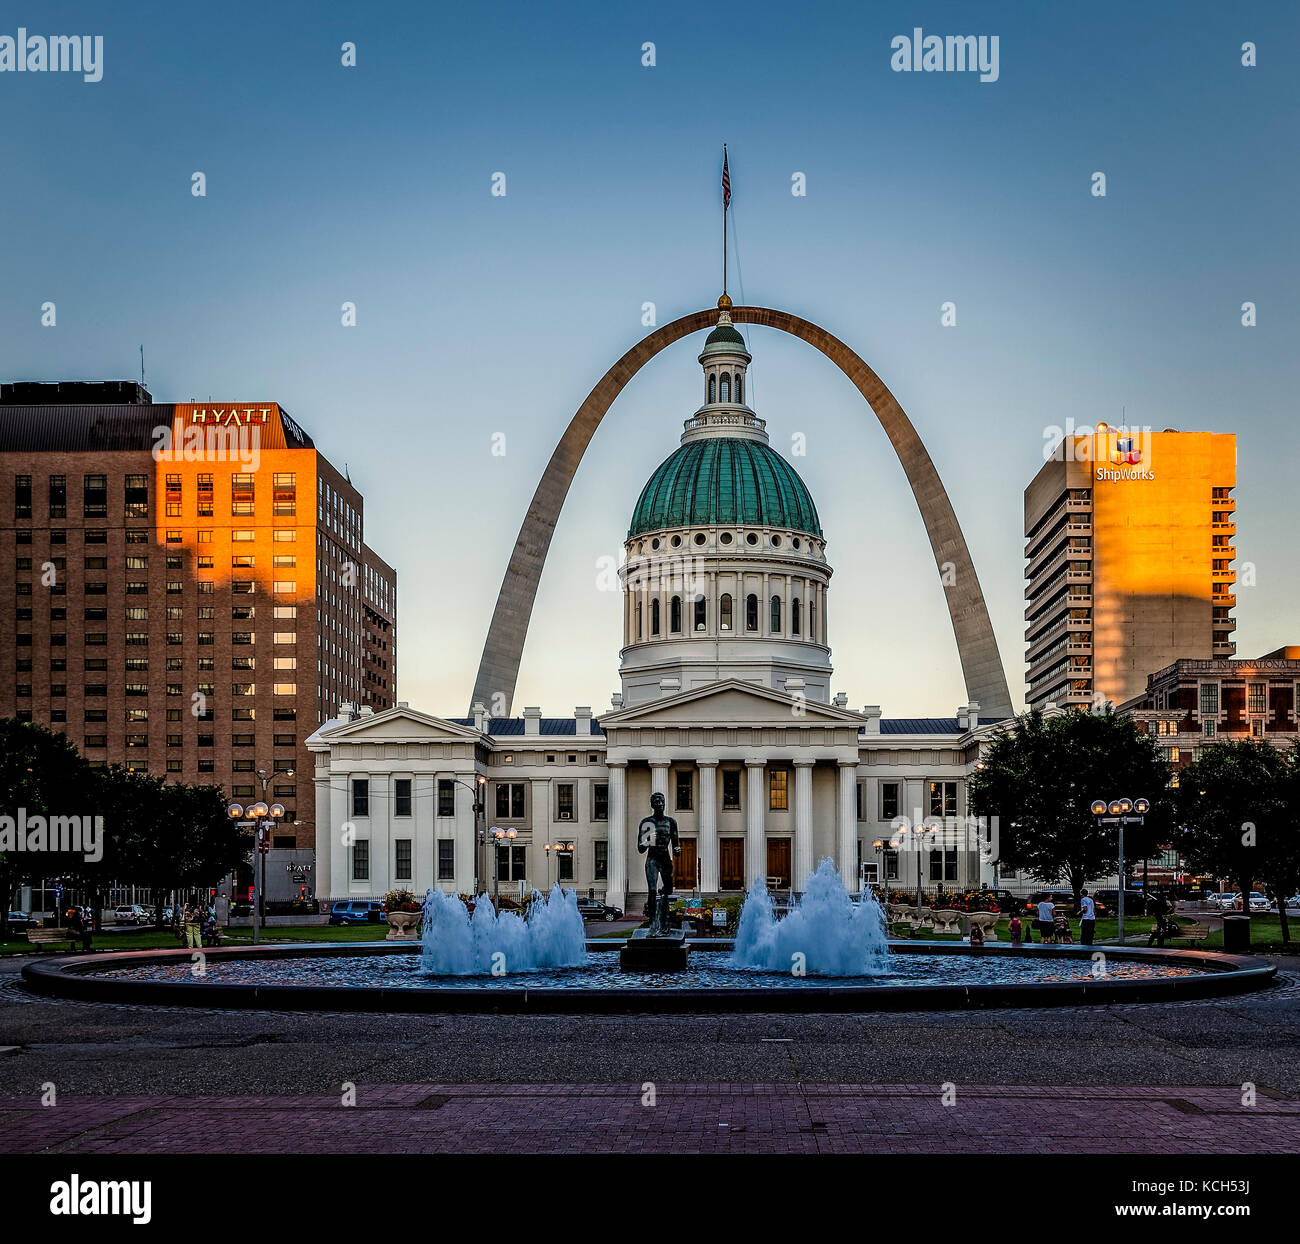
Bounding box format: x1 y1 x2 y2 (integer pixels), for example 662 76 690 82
3 1082 1298 1154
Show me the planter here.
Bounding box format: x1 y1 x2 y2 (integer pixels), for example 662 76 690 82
384 911 422 942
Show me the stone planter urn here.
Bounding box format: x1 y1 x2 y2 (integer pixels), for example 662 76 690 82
384 910 422 941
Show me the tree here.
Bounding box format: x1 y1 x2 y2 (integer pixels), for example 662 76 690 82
1176 739 1296 942
967 708 1172 905
0 719 96 937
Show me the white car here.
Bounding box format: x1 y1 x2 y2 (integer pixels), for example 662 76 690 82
1206 893 1237 911
112 904 150 925
1222 892 1269 913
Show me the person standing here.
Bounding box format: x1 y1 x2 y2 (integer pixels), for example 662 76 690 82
1008 912 1023 947
1037 896 1055 944
181 900 202 950
1078 889 1096 945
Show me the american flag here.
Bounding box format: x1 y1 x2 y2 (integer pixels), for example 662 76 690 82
721 148 731 209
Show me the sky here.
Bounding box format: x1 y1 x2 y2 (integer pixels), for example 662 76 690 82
2 0 1297 720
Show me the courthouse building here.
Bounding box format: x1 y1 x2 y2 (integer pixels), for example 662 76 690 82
310 307 1002 912
0 381 397 852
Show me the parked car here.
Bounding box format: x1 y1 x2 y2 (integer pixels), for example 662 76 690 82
1285 895 1300 911
1230 892 1270 913
328 899 384 926
1093 889 1149 916
576 898 623 922
1204 892 1236 910
1024 890 1109 916
112 904 150 925
5 910 36 931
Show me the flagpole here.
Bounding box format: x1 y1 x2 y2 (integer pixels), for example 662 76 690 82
722 144 728 296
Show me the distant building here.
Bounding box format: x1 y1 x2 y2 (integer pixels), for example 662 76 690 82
0 381 397 852
1025 426 1236 710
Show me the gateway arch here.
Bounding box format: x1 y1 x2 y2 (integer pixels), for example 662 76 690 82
470 305 1013 720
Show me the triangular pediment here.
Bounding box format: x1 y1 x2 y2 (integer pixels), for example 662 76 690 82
601 679 863 729
306 705 482 748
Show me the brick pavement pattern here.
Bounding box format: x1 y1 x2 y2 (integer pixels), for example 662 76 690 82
3 1083 1297 1154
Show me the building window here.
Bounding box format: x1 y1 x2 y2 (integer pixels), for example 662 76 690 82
124 474 148 517
557 783 575 821
1247 683 1266 715
351 778 369 817
746 593 758 631
83 474 107 517
14 475 32 519
438 839 455 880
1199 683 1219 717
593 783 609 821
1203 719 1216 738
395 839 412 880
48 475 66 518
929 848 958 882
496 782 525 819
770 595 782 633
708 374 716 403
693 595 706 632
674 770 692 811
929 781 958 818
352 840 369 881
651 597 660 636
594 840 608 881
634 599 642 639
769 768 789 812
791 598 801 636
670 595 682 634
395 778 412 817
720 373 731 402
436 779 455 818
880 782 900 821
722 768 741 811
720 593 733 631
558 850 574 882
884 849 899 880
735 373 743 403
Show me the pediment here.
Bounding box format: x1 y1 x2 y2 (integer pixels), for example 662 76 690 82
601 679 863 729
307 706 482 747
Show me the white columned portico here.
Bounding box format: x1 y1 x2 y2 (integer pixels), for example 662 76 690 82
651 763 669 799
745 759 765 887
793 759 814 890
697 759 719 891
606 761 627 910
838 760 858 887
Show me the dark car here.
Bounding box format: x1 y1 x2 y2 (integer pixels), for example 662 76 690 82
1023 890 1110 916
576 897 623 922
5 910 36 931
1094 889 1151 916
328 900 384 926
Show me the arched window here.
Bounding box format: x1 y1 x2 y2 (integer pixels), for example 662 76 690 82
707 374 716 404
770 595 782 633
635 599 642 640
670 595 682 633
694 595 706 631
720 593 733 631
791 597 801 636
745 593 758 632
720 373 731 403
651 597 660 636
735 373 743 403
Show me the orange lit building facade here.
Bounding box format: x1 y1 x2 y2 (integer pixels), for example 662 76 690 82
0 383 397 849
1024 426 1236 710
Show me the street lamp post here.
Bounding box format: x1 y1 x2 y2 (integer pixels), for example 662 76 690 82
543 841 575 892
455 776 488 894
488 826 517 902
226 796 287 945
873 838 888 907
1090 796 1150 944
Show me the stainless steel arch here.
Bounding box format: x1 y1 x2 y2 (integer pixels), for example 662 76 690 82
469 306 1013 719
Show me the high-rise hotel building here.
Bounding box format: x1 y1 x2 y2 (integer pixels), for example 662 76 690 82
1024 426 1236 710
0 381 397 849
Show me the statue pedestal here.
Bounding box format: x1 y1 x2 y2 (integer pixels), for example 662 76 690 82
620 929 688 973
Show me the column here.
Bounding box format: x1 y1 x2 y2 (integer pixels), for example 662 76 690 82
606 761 627 911
784 575 792 638
697 760 719 892
794 760 815 890
651 763 669 799
904 776 926 898
745 759 765 887
838 761 858 888
455 777 477 897
761 572 771 636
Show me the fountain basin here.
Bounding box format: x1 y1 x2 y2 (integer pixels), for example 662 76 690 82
21 941 1276 1013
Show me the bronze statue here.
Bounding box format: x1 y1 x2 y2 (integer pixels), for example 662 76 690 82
637 791 681 935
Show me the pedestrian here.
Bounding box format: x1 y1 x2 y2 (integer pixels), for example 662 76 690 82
1036 896 1055 944
1008 912 1023 947
1078 888 1096 945
66 906 92 952
182 900 202 950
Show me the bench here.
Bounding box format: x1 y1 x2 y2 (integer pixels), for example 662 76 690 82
1164 921 1210 946
25 927 85 952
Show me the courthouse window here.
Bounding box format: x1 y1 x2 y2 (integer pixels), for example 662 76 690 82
438 840 455 880
769 768 789 811
675 770 692 811
352 840 369 881
880 782 900 821
394 778 412 817
437 779 454 818
351 778 369 817
593 783 609 821
395 839 412 880
722 769 741 811
929 781 958 818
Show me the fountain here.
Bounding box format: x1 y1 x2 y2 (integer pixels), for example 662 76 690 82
420 884 586 976
732 858 891 977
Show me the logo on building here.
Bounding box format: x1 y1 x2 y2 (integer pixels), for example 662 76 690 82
1111 435 1142 465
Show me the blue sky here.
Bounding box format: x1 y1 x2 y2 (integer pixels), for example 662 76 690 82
2 0 1296 717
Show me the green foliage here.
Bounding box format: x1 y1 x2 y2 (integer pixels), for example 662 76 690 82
968 708 1172 900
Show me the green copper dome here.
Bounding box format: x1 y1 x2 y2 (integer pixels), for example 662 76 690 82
628 437 822 539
